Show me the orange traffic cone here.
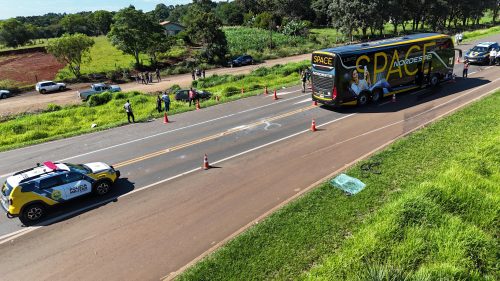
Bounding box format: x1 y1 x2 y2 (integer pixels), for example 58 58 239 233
196 99 201 110
203 154 210 170
264 86 268 95
163 112 169 123
311 119 317 132
273 89 278 100
456 56 460 63
392 94 396 103
313 100 318 106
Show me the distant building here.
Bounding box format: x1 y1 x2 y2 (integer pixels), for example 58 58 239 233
160 21 185 36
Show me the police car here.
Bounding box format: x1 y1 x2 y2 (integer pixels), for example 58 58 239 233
464 42 500 64
1 161 120 225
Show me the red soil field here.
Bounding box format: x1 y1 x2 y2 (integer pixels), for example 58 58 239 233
0 51 65 85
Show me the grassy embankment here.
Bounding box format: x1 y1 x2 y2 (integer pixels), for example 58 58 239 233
0 61 308 152
177 91 500 280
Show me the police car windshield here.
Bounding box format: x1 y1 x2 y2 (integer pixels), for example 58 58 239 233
471 46 488 52
65 163 91 174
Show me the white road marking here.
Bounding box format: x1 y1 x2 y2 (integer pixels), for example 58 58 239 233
0 90 306 178
294 98 312 105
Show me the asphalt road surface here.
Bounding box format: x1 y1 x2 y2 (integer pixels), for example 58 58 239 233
0 35 499 280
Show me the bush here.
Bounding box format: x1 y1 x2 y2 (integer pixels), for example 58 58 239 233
46 103 62 112
113 92 126 100
87 92 112 107
221 86 240 97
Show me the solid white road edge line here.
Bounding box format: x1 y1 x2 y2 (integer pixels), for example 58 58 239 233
0 113 356 245
162 83 500 281
0 90 306 178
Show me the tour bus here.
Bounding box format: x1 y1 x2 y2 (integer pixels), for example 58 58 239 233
311 33 457 107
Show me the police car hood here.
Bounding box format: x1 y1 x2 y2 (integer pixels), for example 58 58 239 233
84 162 111 173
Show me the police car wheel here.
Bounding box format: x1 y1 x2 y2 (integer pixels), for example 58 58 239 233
20 204 45 225
94 180 111 195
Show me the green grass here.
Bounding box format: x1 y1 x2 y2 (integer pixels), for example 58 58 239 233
0 38 51 52
463 25 500 43
177 91 500 280
0 62 307 152
56 36 150 80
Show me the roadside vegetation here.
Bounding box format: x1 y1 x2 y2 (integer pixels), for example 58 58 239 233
0 61 308 152
177 91 500 280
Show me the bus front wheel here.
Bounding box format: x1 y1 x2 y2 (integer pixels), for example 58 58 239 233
430 74 440 87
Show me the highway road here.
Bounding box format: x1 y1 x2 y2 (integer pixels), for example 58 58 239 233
0 34 499 280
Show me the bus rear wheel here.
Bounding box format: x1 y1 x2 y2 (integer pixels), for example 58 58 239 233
371 89 382 103
358 92 369 106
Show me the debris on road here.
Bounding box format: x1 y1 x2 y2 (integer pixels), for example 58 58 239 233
330 173 366 195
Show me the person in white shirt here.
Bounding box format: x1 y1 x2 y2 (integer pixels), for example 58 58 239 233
489 49 497 65
455 33 460 45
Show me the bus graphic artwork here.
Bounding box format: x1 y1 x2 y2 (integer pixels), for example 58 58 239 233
311 33 457 107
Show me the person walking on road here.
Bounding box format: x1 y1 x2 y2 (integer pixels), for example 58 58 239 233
202 69 206 79
458 32 463 45
496 48 500 65
455 33 460 46
463 59 470 78
124 100 135 123
489 48 497 65
161 92 170 112
140 73 146 84
156 68 161 82
301 71 307 93
156 95 162 113
189 88 195 107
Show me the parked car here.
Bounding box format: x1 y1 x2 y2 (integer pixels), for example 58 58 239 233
174 89 212 102
464 42 500 64
35 81 66 94
0 90 11 99
78 83 121 100
230 55 253 67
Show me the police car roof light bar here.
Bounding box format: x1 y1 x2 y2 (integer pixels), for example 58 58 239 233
43 161 58 171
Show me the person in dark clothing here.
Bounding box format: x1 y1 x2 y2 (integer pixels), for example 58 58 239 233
192 70 196 80
202 69 206 79
188 88 195 107
301 72 307 93
140 73 146 84
161 92 170 112
124 100 135 123
156 95 162 113
156 68 161 82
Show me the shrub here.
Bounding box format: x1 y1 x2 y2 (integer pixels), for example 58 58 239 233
46 103 62 112
221 86 240 97
113 92 126 100
87 92 112 107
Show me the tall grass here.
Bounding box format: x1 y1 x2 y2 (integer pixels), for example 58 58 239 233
177 92 500 280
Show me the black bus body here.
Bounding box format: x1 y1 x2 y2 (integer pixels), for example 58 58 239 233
311 33 456 107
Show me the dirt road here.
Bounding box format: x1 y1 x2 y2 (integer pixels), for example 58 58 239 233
0 54 310 117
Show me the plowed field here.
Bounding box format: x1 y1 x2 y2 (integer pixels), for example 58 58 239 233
0 51 64 85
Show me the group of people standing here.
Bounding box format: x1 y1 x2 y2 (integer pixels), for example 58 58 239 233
191 68 206 80
136 69 162 84
156 92 171 113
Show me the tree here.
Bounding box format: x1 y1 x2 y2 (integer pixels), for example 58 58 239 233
108 6 165 66
60 13 93 35
46 33 95 78
184 1 228 63
150 4 171 22
91 10 113 35
0 19 33 48
215 2 245 25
